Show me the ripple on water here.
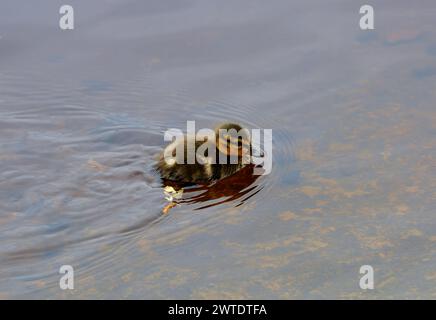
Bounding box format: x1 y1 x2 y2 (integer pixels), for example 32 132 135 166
0 70 294 297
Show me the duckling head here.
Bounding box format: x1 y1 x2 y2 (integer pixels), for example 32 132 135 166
215 122 251 159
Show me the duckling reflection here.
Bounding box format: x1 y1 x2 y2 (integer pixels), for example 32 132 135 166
163 164 261 210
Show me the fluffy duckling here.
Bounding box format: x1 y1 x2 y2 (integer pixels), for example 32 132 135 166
156 123 252 184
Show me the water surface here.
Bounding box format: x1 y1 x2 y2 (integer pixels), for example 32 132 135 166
0 0 435 299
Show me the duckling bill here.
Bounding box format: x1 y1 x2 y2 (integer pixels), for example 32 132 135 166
156 123 252 183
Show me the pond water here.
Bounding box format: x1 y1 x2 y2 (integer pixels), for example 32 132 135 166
0 0 435 299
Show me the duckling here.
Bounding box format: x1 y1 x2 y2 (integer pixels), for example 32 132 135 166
156 123 252 184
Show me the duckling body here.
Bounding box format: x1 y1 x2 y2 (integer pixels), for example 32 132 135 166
156 123 251 184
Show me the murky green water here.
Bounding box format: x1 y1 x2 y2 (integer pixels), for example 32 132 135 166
0 0 435 299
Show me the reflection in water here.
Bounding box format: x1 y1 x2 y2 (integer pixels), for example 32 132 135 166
162 164 262 210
